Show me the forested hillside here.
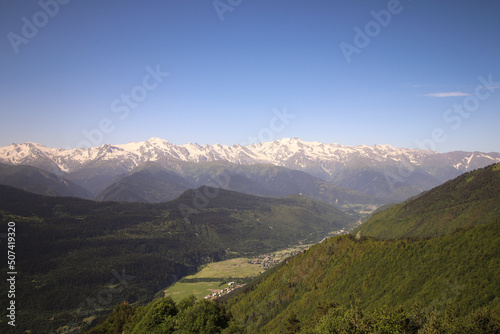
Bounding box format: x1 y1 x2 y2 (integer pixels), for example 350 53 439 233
222 220 499 332
355 163 500 239
0 185 351 333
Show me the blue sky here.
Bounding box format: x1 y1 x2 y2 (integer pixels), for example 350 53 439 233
1 0 499 152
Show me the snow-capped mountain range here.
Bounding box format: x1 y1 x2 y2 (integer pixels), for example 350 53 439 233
0 137 498 173
1 137 499 201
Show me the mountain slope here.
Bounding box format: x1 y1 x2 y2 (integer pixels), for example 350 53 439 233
97 161 384 213
64 159 134 196
1 138 499 201
355 163 500 239
0 185 352 333
0 163 92 199
222 220 500 333
329 164 443 201
96 162 194 202
220 163 382 210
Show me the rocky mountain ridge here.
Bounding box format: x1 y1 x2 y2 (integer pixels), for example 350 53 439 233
2 137 498 173
1 137 499 201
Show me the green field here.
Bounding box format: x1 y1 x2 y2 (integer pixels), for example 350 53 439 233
164 245 316 302
163 257 264 302
163 246 316 302
273 244 311 256
189 257 264 278
164 281 225 302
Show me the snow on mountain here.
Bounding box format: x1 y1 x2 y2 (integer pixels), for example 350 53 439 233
248 138 437 166
0 138 499 178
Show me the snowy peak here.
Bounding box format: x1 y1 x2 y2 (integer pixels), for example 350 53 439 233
146 137 171 145
247 138 436 167
0 142 56 165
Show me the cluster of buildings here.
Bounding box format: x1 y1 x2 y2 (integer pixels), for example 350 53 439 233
247 254 281 271
248 248 309 271
204 282 246 300
203 247 311 300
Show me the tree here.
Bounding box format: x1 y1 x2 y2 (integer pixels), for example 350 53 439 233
285 313 300 333
83 301 135 334
175 299 229 333
130 297 178 334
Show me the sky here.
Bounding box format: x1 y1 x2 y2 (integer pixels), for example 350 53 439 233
0 0 499 153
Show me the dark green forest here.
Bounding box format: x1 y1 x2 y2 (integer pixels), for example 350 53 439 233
223 221 499 332
0 185 351 333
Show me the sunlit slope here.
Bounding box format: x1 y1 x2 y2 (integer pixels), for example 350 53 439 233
223 220 500 333
355 163 500 239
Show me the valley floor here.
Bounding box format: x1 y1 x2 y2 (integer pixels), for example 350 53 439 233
163 245 312 302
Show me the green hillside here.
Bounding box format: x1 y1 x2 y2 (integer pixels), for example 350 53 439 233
0 185 352 333
355 163 500 239
222 220 500 333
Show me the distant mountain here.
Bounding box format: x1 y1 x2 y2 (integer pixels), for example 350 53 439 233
97 161 383 212
0 185 352 333
1 137 499 201
0 163 92 199
355 163 500 239
64 160 133 196
95 162 194 203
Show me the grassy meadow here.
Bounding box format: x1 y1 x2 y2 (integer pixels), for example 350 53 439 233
163 257 263 302
163 246 313 302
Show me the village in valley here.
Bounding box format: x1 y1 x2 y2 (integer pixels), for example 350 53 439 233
165 230 352 302
200 230 352 300
203 281 244 300
164 244 313 302
202 246 311 300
